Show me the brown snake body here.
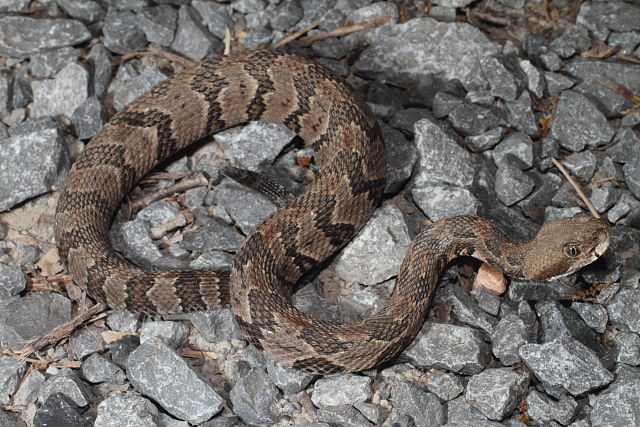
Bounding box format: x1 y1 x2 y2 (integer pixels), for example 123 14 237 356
55 50 610 374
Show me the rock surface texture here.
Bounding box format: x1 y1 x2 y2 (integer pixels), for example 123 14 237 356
0 1 638 425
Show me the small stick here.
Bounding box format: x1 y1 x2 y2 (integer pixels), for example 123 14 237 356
551 157 600 218
272 21 320 49
127 173 209 215
297 15 390 46
224 27 232 55
13 304 106 359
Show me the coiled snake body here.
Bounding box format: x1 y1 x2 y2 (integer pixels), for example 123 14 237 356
55 50 609 374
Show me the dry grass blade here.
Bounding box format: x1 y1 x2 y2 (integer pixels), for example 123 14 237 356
298 15 390 46
551 157 600 218
272 21 320 49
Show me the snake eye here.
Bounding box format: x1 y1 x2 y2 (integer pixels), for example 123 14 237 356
564 244 580 257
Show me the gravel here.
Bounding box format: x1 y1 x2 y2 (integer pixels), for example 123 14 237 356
1 1 638 425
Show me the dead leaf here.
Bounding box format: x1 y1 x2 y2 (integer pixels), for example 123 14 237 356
35 248 62 276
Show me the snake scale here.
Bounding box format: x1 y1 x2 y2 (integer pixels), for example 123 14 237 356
55 50 610 374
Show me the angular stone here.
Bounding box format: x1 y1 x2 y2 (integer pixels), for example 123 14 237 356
436 283 495 334
571 301 608 334
432 92 463 118
171 6 222 61
391 380 444 427
503 92 539 137
413 119 475 188
495 156 535 206
212 180 277 235
56 0 106 23
12 368 44 407
404 323 490 374
491 314 530 366
518 59 544 99
38 369 91 408
354 17 500 90
112 68 168 111
525 390 577 425
230 368 282 425
333 205 410 285
577 1 640 32
29 46 80 79
311 374 371 407
0 292 71 350
127 341 224 424
180 210 244 252
192 1 233 39
607 289 640 334
550 90 615 151
265 358 315 395
31 62 89 118
111 220 165 268
550 25 591 58
480 57 518 101
269 0 303 30
316 405 371 427
381 124 417 194
545 72 575 96
95 393 160 427
492 131 533 169
88 44 113 100
425 372 463 401
0 265 25 302
449 103 501 137
590 376 640 426
412 184 479 222
0 16 90 58
33 394 93 427
71 96 105 140
69 327 103 360
617 332 640 365
139 321 189 348
465 127 504 153
465 368 529 421
103 10 148 55
519 337 613 395
138 5 177 47
0 356 25 405
81 353 126 384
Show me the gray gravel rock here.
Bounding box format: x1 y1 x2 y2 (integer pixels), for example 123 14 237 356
265 358 315 395
412 183 479 221
545 72 575 96
0 356 25 405
103 10 148 55
525 390 577 425
56 0 105 23
333 205 410 286
432 92 463 118
0 265 25 302
269 0 303 30
112 68 168 111
492 131 533 169
111 219 166 268
94 392 160 427
550 90 614 151
590 375 640 426
180 209 244 252
520 337 613 395
127 341 224 424
38 369 91 408
69 326 103 360
106 310 140 333
404 322 490 374
577 1 640 33
617 332 640 366
503 92 539 137
624 153 640 199
88 44 113 100
12 368 44 407
447 394 494 424
71 96 105 140
536 301 602 355
562 150 597 181
311 374 371 407
31 62 89 118
465 368 529 421
33 393 93 427
550 25 591 58
171 308 243 342
413 119 475 188
138 5 177 47
425 372 463 401
139 321 189 348
230 367 282 425
465 127 504 153
0 16 90 58
480 57 518 101
518 59 544 99
449 103 501 137
491 314 530 366
391 380 444 427
316 405 371 427
381 124 417 194
436 283 496 334
107 334 140 368
212 180 277 235
354 17 499 90
495 155 535 206
0 0 28 11
607 289 640 334
29 46 80 79
0 292 71 350
591 181 620 214
571 302 608 334
81 353 126 384
192 1 233 39
171 6 222 61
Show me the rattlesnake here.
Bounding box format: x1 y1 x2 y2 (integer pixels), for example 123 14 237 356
55 50 610 374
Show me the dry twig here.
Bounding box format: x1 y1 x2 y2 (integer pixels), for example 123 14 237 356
297 15 390 46
272 21 320 49
127 172 209 215
551 157 600 218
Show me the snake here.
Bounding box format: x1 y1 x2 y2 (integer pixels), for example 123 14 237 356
54 50 610 374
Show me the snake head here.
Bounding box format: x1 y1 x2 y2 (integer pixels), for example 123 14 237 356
523 212 610 281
